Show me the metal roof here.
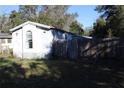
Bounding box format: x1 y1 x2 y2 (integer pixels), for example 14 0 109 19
10 21 54 32
0 33 12 39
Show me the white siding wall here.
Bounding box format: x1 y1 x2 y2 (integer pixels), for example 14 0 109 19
12 23 75 59
12 24 54 59
12 28 23 58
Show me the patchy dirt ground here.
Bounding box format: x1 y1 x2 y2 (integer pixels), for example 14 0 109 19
0 57 124 88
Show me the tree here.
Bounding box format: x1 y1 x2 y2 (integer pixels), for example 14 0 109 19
42 5 69 20
9 10 23 28
84 27 93 36
96 5 124 37
70 21 84 35
0 14 12 32
38 13 55 26
19 5 38 21
91 18 108 38
63 13 78 31
40 5 78 31
16 5 81 34
0 5 82 35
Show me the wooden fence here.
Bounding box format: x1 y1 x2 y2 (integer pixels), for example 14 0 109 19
52 37 124 59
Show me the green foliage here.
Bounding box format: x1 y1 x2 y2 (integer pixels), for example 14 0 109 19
40 6 79 32
19 5 38 21
84 27 93 36
0 57 124 87
54 18 66 29
0 5 82 35
0 14 10 32
95 5 124 37
91 18 108 38
107 28 112 38
38 13 55 26
38 13 66 30
9 10 24 27
70 21 84 35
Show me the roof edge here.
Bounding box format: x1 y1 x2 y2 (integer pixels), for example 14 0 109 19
10 21 54 32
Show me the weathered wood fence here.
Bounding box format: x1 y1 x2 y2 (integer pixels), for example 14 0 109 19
52 37 124 59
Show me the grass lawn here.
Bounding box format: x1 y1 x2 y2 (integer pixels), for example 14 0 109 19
0 57 124 88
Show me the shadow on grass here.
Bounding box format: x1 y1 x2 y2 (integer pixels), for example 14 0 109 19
43 58 124 88
0 57 124 88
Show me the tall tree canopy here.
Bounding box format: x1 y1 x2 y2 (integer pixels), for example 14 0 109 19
70 21 84 35
1 5 83 35
0 14 9 32
38 5 80 32
9 10 23 27
95 5 124 37
19 5 38 21
91 18 108 38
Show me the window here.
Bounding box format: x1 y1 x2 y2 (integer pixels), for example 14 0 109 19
1 39 5 43
8 39 11 43
26 31 33 48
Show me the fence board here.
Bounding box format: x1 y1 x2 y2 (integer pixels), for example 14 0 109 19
52 37 124 59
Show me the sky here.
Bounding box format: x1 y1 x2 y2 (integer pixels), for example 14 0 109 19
0 5 100 28
68 5 101 28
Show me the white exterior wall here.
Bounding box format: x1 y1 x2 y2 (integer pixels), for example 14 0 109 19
12 24 54 59
12 28 23 58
